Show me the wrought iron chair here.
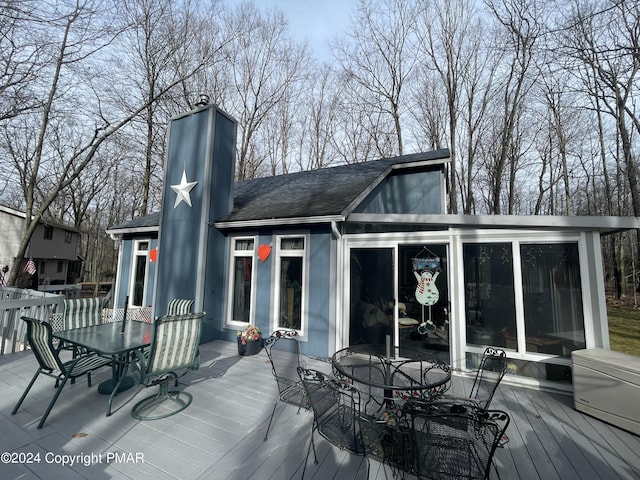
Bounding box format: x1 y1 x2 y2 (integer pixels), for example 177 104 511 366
166 298 194 315
438 347 507 410
130 312 204 420
12 316 111 429
263 329 307 441
403 400 510 480
469 347 508 409
359 402 413 479
297 367 368 479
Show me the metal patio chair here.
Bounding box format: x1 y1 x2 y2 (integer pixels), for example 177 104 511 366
130 312 204 420
297 367 368 479
469 347 508 409
12 316 111 429
263 329 308 441
166 298 194 315
57 297 104 356
403 400 510 480
438 347 507 410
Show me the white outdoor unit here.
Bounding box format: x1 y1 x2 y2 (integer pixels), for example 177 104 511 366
572 348 640 435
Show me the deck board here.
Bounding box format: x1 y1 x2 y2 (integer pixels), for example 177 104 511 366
1 340 639 480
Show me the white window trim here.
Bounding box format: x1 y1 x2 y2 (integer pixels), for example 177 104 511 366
128 239 150 307
272 232 309 338
225 236 257 328
460 233 586 366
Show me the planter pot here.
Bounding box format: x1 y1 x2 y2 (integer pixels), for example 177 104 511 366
237 337 263 356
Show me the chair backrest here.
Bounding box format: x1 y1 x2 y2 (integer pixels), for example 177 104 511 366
21 316 65 373
146 313 204 376
469 347 507 409
405 400 509 480
166 298 194 316
297 367 365 455
264 330 304 397
61 298 103 331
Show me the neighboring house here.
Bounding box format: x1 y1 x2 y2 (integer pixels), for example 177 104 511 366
0 205 82 285
106 104 640 392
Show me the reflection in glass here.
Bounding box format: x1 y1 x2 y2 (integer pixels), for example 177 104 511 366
521 243 585 355
463 243 516 349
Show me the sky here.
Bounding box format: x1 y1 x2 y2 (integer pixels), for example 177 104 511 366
224 0 355 60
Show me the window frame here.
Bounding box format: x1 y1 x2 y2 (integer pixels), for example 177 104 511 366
128 240 150 308
460 234 588 364
272 233 309 337
225 236 257 328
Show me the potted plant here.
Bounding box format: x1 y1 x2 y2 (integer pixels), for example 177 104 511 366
237 325 263 356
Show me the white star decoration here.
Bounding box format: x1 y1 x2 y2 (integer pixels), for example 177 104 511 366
170 170 198 208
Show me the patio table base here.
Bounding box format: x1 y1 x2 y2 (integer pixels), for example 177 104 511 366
98 375 135 395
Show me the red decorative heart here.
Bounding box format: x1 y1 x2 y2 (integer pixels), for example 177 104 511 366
149 248 158 263
258 244 271 262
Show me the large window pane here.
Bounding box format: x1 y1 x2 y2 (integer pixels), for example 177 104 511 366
231 257 252 322
463 243 516 349
521 243 585 355
229 238 254 324
279 257 302 329
132 255 146 306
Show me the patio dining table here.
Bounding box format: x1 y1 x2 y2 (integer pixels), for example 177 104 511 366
331 341 451 415
53 320 152 416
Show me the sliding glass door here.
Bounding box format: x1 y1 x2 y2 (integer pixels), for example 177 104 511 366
347 244 450 361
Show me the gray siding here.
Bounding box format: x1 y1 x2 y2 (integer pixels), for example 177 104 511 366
354 169 443 214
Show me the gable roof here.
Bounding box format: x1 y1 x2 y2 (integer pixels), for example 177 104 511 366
217 150 450 227
107 150 450 232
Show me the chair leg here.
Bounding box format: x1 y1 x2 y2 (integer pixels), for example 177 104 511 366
38 375 70 429
263 401 278 442
301 429 317 480
12 369 42 415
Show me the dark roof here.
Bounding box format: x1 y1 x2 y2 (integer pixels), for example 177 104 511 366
106 150 449 231
107 212 160 232
223 150 449 223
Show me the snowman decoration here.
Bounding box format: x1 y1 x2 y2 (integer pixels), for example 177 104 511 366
414 268 440 334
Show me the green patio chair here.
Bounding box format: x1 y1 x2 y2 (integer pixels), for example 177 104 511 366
166 298 194 315
57 297 104 357
12 316 111 429
130 312 204 420
61 297 104 330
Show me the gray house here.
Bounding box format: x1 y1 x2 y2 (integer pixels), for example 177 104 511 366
0 205 82 285
106 104 640 391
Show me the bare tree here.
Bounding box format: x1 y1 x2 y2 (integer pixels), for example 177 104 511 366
559 0 640 295
483 0 543 214
415 0 479 213
0 0 211 286
223 2 309 180
332 0 417 159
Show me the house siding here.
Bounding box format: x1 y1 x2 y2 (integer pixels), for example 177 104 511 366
354 169 444 215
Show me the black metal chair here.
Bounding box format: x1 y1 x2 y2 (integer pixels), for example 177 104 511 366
130 312 204 420
359 404 413 479
263 329 307 441
403 400 510 480
438 347 507 410
12 316 111 429
469 347 507 409
297 367 368 479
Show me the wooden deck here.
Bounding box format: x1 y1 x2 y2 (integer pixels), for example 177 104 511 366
1 340 638 480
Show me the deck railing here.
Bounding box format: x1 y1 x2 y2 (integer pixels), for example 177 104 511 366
1 286 151 355
0 288 63 355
